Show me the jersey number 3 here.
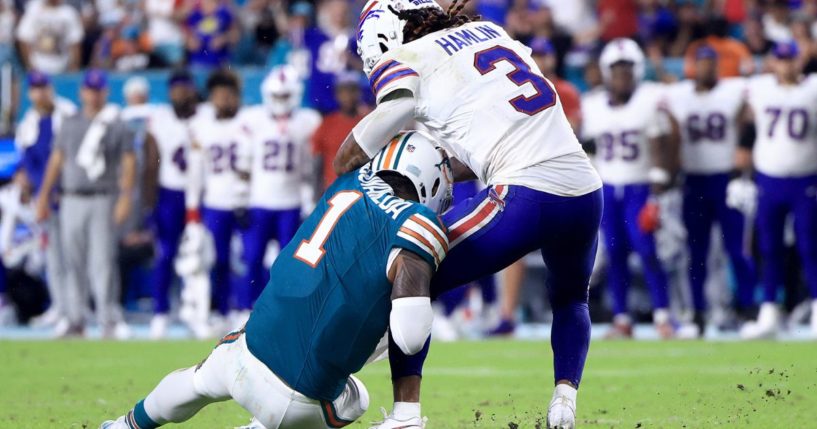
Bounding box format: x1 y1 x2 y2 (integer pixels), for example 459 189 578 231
474 46 556 116
294 191 362 267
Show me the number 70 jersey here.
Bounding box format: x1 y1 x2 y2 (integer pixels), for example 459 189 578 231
745 74 817 177
368 20 584 192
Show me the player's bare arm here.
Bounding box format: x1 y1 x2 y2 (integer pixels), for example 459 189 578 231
114 151 137 226
388 249 432 300
735 102 755 173
142 133 160 211
450 157 477 182
334 90 416 175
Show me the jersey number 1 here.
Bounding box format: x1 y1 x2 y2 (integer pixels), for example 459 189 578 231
294 191 362 267
474 46 557 116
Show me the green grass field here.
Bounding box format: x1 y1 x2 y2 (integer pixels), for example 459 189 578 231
2 340 816 428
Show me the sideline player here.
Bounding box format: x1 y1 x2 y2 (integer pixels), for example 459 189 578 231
235 65 322 322
100 132 452 429
581 38 677 340
739 42 817 339
185 69 252 322
335 0 603 427
662 45 756 336
143 70 201 339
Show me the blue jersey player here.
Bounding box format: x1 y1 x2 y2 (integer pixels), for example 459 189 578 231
100 132 453 429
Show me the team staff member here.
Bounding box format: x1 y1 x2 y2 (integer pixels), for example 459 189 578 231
36 69 136 339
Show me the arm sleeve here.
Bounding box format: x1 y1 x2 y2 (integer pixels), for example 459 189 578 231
351 95 416 158
391 210 449 270
390 296 433 355
369 58 421 104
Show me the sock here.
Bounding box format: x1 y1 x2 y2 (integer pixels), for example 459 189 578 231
551 303 590 388
388 331 430 379
553 384 577 403
393 402 421 420
653 308 670 325
125 400 161 429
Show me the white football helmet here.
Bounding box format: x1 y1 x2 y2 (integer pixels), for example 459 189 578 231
356 0 442 76
261 65 304 115
599 38 646 83
370 130 453 214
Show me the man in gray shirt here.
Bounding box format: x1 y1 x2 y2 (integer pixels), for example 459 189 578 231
35 69 136 338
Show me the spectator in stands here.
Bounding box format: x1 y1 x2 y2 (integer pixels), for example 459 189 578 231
15 71 76 330
667 1 706 57
310 72 366 191
744 18 774 55
683 16 754 78
763 0 793 43
185 0 240 68
597 0 639 42
16 0 84 74
35 69 136 339
144 0 186 66
0 0 15 67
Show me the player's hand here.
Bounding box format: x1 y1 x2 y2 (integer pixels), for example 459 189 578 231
35 194 50 223
113 195 132 226
638 200 661 234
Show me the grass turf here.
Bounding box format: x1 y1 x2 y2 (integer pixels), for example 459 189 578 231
2 340 816 428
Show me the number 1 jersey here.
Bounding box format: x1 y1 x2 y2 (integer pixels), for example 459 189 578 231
245 166 448 402
368 20 600 196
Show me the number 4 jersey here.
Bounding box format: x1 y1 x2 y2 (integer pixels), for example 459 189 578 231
245 166 448 402
745 74 817 177
368 20 600 196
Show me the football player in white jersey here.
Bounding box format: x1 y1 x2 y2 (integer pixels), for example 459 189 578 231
143 70 200 339
581 38 676 339
334 0 603 427
663 46 757 336
185 69 252 321
740 42 817 339
235 65 322 322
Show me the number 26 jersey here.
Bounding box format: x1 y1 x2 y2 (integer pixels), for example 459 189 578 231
368 20 599 196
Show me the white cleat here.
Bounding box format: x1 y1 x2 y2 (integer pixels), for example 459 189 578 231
810 300 817 339
740 303 781 340
98 417 127 429
547 384 577 429
149 314 170 340
234 417 268 429
369 407 427 429
30 307 61 327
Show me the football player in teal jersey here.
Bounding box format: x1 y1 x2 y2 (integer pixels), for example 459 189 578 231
100 131 453 429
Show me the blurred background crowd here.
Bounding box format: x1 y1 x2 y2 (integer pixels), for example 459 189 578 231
0 0 815 341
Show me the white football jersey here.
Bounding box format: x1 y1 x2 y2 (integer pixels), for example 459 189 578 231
581 82 671 185
369 21 600 196
243 106 322 210
664 78 747 175
745 74 817 177
189 109 252 210
147 104 191 191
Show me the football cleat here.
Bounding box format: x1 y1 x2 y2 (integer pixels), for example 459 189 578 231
98 417 127 429
547 384 577 429
369 407 427 429
234 417 268 429
740 303 781 340
604 314 633 339
149 314 169 340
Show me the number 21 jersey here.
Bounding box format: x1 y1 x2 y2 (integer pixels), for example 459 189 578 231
367 20 599 196
745 74 817 177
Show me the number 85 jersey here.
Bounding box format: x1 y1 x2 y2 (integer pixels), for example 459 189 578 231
368 20 594 195
745 74 817 177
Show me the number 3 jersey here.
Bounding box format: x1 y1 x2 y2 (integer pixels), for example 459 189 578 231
242 106 322 210
745 74 817 177
663 78 746 175
581 83 671 185
245 167 448 402
367 20 600 196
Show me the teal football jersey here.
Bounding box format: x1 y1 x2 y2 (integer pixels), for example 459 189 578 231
245 167 448 401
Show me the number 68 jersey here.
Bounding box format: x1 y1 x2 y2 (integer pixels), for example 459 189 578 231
745 74 817 177
245 167 447 401
368 20 599 196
